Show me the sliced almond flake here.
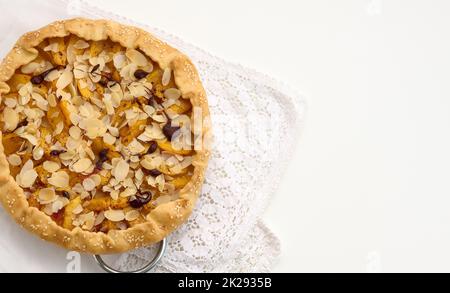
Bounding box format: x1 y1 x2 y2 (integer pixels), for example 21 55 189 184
48 171 69 188
21 62 40 75
72 158 92 173
72 204 83 215
43 204 54 215
80 191 90 200
162 68 172 86
53 121 64 136
110 189 120 200
44 42 59 52
7 154 22 166
81 211 95 230
164 88 181 100
72 183 84 194
19 133 38 146
140 155 161 170
2 107 19 131
111 91 123 108
73 40 90 49
18 82 32 97
32 146 44 161
45 69 61 82
104 209 125 222
56 69 73 90
122 177 135 188
113 53 127 69
94 211 105 226
151 113 167 123
47 93 57 107
31 92 48 111
69 126 82 140
103 133 116 145
162 99 177 109
83 118 107 139
125 210 140 222
125 49 148 66
66 137 81 150
69 113 82 126
103 94 115 115
169 165 183 174
128 82 150 97
4 98 17 108
112 159 129 182
59 151 75 161
120 63 137 81
108 126 119 137
86 147 95 161
155 174 166 192
103 162 113 170
82 178 96 192
17 168 38 188
125 108 139 121
74 63 89 79
51 199 65 213
18 93 31 106
43 161 60 172
127 139 145 155
119 187 136 198
91 174 102 186
38 188 56 203
21 159 34 171
130 155 140 163
135 169 144 181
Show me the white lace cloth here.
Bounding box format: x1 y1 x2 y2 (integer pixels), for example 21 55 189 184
0 0 306 272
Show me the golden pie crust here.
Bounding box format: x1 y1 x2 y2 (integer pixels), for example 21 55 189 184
0 18 210 253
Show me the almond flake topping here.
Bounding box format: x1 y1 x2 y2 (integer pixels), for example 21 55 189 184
72 158 92 173
104 209 125 222
112 159 129 182
82 178 96 192
162 68 171 86
3 35 197 233
56 68 73 89
126 49 148 67
7 154 22 166
164 88 181 100
38 188 56 204
69 126 82 140
2 107 19 131
125 210 140 221
17 160 38 188
32 146 44 161
48 171 69 188
43 161 60 172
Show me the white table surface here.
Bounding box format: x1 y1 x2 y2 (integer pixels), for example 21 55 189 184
4 0 450 273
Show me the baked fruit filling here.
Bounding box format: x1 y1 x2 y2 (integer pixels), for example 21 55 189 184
1 35 195 233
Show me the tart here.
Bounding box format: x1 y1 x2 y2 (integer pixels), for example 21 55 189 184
0 18 210 253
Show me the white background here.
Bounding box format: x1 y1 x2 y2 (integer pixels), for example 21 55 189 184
85 0 450 272
2 0 450 273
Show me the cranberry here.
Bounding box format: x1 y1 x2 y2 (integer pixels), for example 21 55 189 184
129 192 152 208
162 122 180 141
134 69 149 79
147 141 158 154
147 169 162 177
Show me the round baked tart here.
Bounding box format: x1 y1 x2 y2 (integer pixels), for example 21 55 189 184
0 18 210 253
